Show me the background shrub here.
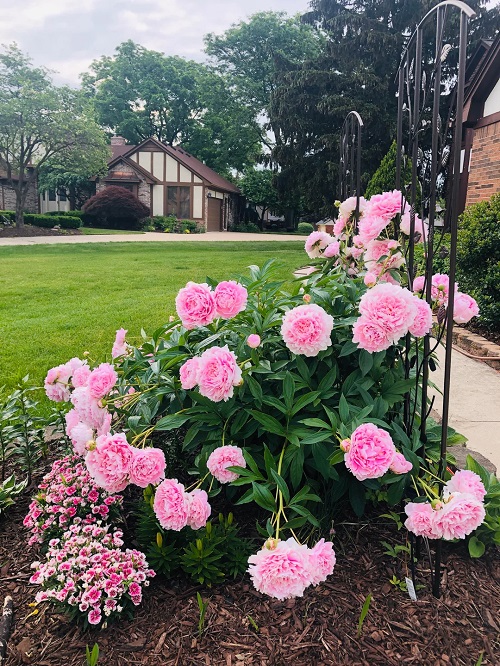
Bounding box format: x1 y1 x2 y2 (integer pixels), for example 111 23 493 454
231 222 260 233
22 214 82 229
83 186 150 230
45 210 85 219
0 210 15 223
297 222 314 234
456 194 500 332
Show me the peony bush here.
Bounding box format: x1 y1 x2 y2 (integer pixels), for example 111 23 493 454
28 189 486 613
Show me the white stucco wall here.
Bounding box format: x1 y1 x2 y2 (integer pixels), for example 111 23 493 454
484 77 500 117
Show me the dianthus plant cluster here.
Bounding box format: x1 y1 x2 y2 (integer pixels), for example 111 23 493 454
30 523 155 627
23 455 122 546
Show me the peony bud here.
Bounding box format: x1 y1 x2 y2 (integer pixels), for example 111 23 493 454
247 334 261 348
303 293 311 303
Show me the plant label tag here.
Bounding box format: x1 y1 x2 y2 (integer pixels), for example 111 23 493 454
405 577 417 601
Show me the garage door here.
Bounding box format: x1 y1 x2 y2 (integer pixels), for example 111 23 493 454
207 197 222 231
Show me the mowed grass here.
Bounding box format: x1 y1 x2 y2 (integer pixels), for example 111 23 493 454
0 241 304 392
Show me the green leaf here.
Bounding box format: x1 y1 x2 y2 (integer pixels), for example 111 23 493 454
251 482 277 512
339 340 359 357
155 414 191 431
290 391 321 416
339 394 350 423
263 445 277 478
465 455 491 491
357 593 372 637
249 410 286 436
468 536 485 558
329 449 345 466
349 481 366 517
358 350 373 376
283 374 295 411
270 469 290 505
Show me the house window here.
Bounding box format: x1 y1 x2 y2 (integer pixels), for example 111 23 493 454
167 186 190 218
58 189 67 201
48 190 56 201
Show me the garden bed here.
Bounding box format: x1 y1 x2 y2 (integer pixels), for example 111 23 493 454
1 481 498 666
0 225 82 238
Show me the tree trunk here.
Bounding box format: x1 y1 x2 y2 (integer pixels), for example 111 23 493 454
15 190 25 228
0 595 13 664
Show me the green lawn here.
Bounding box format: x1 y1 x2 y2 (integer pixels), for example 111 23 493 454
0 241 304 392
80 227 145 235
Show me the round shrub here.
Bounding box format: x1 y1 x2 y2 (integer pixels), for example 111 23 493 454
456 193 500 332
83 186 150 230
297 222 314 234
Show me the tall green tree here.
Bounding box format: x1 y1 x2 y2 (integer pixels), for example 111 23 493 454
0 44 109 226
270 0 499 218
205 12 324 153
82 41 260 176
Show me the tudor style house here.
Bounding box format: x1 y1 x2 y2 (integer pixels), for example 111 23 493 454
460 33 500 212
95 136 241 231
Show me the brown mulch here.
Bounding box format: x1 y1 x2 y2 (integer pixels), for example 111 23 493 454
1 478 499 666
0 225 82 238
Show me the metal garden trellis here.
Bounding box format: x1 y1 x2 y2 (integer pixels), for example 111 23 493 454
395 0 476 597
339 111 364 230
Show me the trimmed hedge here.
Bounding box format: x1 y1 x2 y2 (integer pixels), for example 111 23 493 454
45 210 86 219
0 210 15 223
297 222 314 234
23 214 82 229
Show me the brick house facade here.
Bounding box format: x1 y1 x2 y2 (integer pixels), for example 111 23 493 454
460 34 500 212
0 169 38 213
95 137 241 231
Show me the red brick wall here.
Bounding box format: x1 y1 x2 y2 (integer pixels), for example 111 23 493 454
466 120 500 207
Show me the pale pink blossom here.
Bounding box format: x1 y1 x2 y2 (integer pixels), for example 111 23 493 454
248 538 312 600
129 448 166 488
364 271 378 287
357 215 389 245
247 334 261 348
179 357 200 390
367 190 404 221
390 451 413 474
207 445 246 483
186 489 211 529
338 196 367 221
453 292 479 324
404 502 441 539
344 423 396 481
408 297 433 337
69 421 93 456
304 231 333 258
44 365 71 402
281 304 334 357
431 274 452 305
112 328 128 359
412 276 425 293
153 478 189 531
324 241 340 258
87 363 117 400
85 433 133 493
435 492 486 540
214 281 248 319
358 283 417 343
72 365 91 388
175 281 217 329
353 316 393 353
197 345 242 402
333 217 347 237
400 211 426 241
65 409 80 438
445 470 486 502
308 539 336 586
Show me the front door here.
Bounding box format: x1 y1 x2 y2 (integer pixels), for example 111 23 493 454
207 197 222 231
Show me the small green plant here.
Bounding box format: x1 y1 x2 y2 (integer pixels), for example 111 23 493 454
8 377 46 484
475 651 484 666
297 221 314 234
357 593 372 637
247 615 260 633
85 643 99 666
465 455 500 557
196 592 208 637
380 541 411 558
0 475 27 515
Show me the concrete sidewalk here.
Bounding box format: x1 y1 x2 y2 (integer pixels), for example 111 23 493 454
430 344 500 472
0 231 304 247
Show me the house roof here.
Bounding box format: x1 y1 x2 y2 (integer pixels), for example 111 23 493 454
463 32 500 125
102 156 159 184
111 137 240 194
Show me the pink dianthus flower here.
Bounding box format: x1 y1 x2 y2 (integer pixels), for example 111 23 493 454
207 445 246 483
344 423 396 481
186 489 211 529
129 447 166 488
214 281 248 319
248 538 312 600
197 345 242 402
153 478 189 531
281 304 333 357
175 281 217 329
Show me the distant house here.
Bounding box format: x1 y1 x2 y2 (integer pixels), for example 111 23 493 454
40 188 71 214
94 136 241 231
0 168 38 213
460 33 500 212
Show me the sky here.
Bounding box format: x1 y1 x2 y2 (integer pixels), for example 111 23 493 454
0 0 311 86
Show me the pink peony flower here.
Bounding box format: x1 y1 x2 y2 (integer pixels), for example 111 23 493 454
445 470 486 502
413 276 425 293
367 190 404 221
400 211 426 241
435 492 486 540
71 386 109 431
112 328 128 359
408 297 433 337
404 502 441 539
69 421 93 456
431 274 452 305
323 241 340 258
364 271 378 287
153 478 189 531
129 447 166 488
72 365 91 388
248 538 312 600
175 281 217 330
186 489 211 529
308 539 336 586
357 215 389 245
179 357 200 390
333 217 347 237
197 345 242 402
85 433 133 493
390 451 413 474
281 304 334 357
344 423 396 481
207 445 246 483
44 365 71 403
214 281 248 319
352 316 393 353
87 363 117 400
358 283 417 343
65 409 80 437
453 292 479 324
247 334 261 348
304 231 333 258
338 196 367 221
